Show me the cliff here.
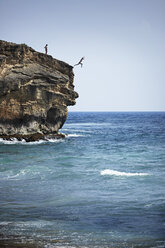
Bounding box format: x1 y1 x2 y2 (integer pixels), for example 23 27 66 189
0 40 78 141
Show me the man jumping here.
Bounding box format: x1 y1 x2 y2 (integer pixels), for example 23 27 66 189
74 57 85 67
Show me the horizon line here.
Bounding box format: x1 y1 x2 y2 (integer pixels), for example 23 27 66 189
69 110 165 112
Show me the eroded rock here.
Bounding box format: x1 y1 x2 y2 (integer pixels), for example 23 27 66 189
0 40 78 141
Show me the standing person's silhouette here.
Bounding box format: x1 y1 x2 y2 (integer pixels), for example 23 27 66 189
44 44 48 55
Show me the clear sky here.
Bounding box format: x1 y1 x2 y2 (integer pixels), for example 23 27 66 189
1 0 165 111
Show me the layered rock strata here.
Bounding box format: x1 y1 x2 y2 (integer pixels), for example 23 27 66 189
0 40 78 141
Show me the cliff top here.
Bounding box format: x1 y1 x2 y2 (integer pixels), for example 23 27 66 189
0 40 73 77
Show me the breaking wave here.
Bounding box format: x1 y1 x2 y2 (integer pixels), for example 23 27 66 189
66 134 84 137
0 138 64 145
0 133 84 145
100 169 150 177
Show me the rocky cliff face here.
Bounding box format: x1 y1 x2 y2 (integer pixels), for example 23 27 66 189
0 40 78 141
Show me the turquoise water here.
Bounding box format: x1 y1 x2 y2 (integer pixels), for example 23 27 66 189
0 112 165 247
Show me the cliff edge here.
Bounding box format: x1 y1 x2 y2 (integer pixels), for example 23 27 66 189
0 40 78 141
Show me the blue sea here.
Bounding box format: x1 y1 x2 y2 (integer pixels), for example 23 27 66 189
0 112 165 248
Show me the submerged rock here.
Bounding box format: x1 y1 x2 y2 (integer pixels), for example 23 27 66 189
0 40 78 141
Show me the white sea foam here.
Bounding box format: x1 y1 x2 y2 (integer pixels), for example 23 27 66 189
0 138 26 145
62 128 91 133
0 221 12 225
0 133 84 144
66 134 84 137
100 169 149 177
0 168 38 180
0 138 46 145
46 138 64 143
0 138 64 145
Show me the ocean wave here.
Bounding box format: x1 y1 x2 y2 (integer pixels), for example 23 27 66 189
0 169 37 180
0 138 45 145
0 165 51 180
66 122 107 126
0 133 84 144
0 138 64 145
62 128 91 133
100 169 149 177
66 134 84 138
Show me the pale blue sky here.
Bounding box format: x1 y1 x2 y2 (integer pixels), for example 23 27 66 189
1 0 165 111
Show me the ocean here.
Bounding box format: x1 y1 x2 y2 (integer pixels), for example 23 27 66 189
0 112 165 248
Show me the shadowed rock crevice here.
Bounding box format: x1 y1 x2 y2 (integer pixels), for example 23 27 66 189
0 40 78 141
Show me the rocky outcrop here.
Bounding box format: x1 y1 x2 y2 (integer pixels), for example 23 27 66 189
0 40 78 141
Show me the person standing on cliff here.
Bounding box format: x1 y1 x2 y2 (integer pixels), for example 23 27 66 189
44 44 48 55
